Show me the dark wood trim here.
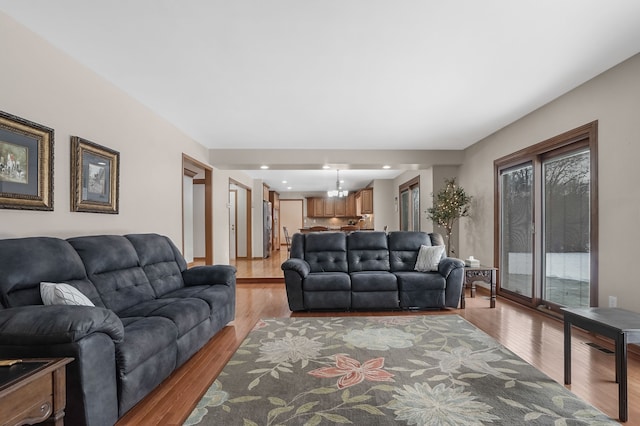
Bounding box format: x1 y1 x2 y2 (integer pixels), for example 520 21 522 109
182 154 214 265
398 175 420 231
494 121 598 311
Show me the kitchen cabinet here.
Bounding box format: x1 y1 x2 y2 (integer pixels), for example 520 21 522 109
307 193 364 218
323 197 335 217
360 188 373 214
314 198 325 216
307 197 325 217
334 197 346 217
345 193 356 217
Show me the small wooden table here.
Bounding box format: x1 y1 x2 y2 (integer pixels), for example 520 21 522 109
460 266 497 308
0 358 73 426
562 307 640 422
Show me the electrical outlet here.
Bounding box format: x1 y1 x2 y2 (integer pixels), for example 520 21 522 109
609 296 617 308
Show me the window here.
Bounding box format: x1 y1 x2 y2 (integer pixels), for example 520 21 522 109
495 122 597 311
399 176 420 231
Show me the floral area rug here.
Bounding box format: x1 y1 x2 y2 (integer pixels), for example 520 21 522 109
184 315 617 425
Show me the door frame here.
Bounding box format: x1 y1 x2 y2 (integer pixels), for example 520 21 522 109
230 178 253 259
493 121 598 310
182 154 213 265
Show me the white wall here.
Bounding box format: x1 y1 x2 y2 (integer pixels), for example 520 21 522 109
372 179 394 231
211 169 254 264
458 52 640 309
0 12 210 248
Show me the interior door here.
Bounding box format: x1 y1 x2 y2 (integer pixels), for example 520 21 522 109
229 189 237 260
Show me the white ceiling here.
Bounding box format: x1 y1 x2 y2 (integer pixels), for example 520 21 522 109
1 1 640 193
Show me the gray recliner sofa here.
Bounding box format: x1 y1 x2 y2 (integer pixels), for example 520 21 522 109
281 231 464 311
0 233 236 426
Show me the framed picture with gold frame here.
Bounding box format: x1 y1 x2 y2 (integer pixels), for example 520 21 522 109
70 136 119 214
0 110 54 211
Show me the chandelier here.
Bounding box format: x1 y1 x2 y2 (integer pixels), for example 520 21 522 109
327 169 348 198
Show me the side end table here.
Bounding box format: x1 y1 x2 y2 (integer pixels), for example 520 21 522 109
0 357 73 426
460 266 497 309
562 307 640 422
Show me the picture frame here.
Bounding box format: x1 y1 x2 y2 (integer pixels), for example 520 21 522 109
0 110 54 211
70 136 120 214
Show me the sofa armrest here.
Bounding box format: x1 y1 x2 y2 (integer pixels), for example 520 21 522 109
438 257 465 308
182 265 237 287
0 305 124 345
438 257 465 278
281 258 311 278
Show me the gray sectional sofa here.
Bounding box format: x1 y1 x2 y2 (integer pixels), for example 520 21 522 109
0 233 236 426
281 231 464 311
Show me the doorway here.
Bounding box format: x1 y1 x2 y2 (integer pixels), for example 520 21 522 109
229 179 252 259
182 154 213 265
280 199 304 247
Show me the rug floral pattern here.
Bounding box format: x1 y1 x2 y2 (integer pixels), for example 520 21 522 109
184 315 617 425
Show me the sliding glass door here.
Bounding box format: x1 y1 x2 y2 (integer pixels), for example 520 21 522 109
500 164 534 299
495 122 597 310
542 149 591 307
400 177 420 231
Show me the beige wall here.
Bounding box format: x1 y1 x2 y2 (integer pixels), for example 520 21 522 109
0 12 211 248
458 53 640 309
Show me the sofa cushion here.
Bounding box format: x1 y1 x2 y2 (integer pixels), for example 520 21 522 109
347 232 390 272
303 272 351 292
388 231 433 272
117 316 177 375
119 297 210 337
304 232 348 273
394 271 446 291
68 235 156 314
350 271 397 292
0 237 101 308
40 282 95 306
162 285 233 312
126 234 187 297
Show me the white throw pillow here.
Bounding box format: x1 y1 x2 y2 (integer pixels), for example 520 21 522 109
414 245 445 272
40 282 94 306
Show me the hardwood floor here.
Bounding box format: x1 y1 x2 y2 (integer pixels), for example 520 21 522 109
117 246 639 425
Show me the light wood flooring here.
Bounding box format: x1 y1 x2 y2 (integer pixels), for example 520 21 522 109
117 245 639 425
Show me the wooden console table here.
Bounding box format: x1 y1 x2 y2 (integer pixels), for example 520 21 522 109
460 266 497 309
562 307 640 422
0 357 73 426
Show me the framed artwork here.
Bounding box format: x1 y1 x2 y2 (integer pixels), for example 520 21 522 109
0 110 54 211
70 136 120 214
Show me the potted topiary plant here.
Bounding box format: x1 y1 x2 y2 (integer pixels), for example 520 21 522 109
427 178 471 257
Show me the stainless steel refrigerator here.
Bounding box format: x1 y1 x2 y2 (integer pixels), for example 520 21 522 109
263 200 272 258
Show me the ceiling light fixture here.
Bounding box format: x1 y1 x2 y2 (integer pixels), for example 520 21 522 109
382 165 391 169
327 169 348 198
260 165 269 169
322 165 331 169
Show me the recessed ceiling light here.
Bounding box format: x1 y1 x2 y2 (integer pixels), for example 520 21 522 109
282 180 287 184
322 165 330 169
260 165 269 169
382 165 391 169
287 186 292 190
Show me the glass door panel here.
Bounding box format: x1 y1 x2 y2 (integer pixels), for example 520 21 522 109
542 149 590 307
500 164 534 298
411 187 420 231
400 190 410 231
